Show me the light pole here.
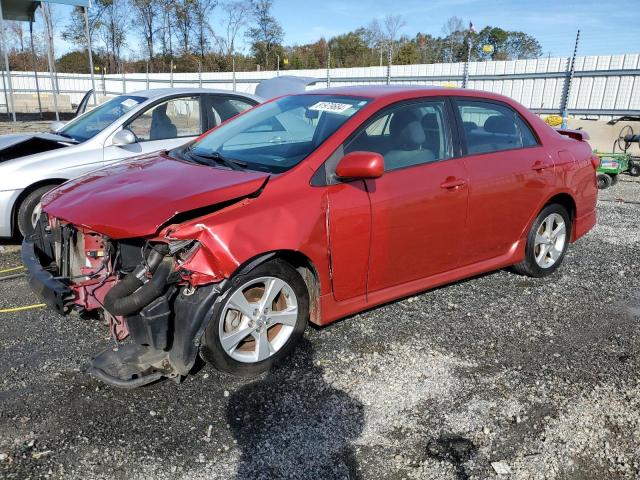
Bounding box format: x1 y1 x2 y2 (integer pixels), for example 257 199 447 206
0 0 15 122
83 6 97 106
326 48 331 87
561 30 580 129
42 2 59 121
386 42 392 85
232 54 236 92
462 22 476 89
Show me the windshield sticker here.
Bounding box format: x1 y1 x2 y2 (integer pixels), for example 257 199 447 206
309 101 353 114
121 98 139 109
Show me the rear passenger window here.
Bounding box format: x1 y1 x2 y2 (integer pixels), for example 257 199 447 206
345 100 451 171
514 115 538 147
205 95 256 128
456 100 538 154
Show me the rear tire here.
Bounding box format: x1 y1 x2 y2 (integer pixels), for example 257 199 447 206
596 173 612 189
629 163 640 177
17 185 57 237
201 259 309 377
513 204 571 278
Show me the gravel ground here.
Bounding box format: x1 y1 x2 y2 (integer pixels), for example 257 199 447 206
0 128 639 478
0 121 52 136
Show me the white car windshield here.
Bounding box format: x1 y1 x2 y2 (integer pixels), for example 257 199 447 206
59 95 146 142
186 95 371 173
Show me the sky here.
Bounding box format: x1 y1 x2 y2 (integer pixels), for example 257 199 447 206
48 0 640 60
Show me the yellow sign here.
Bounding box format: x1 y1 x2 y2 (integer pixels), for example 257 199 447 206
283 58 289 65
544 115 563 127
482 44 494 54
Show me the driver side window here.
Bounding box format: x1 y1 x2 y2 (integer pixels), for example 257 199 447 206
128 96 201 142
345 99 451 171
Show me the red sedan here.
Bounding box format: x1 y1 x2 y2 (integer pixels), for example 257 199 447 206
23 86 597 387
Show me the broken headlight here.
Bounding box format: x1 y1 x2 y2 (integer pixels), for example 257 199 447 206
168 239 201 265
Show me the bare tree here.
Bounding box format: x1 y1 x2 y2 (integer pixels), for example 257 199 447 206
382 13 406 53
99 0 128 72
158 0 174 59
131 0 161 63
367 14 405 63
363 20 384 65
216 0 251 56
441 16 465 62
173 0 195 55
368 14 407 51
8 22 26 52
192 0 217 59
442 16 464 37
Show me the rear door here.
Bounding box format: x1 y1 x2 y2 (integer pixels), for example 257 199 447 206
453 98 554 264
202 94 257 131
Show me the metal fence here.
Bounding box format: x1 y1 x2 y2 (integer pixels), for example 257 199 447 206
1 53 639 119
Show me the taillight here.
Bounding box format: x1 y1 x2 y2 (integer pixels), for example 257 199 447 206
590 155 600 169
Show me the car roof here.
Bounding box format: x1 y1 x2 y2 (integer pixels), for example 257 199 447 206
305 85 446 98
127 87 262 102
304 84 513 103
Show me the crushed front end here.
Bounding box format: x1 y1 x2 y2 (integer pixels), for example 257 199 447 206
22 213 226 388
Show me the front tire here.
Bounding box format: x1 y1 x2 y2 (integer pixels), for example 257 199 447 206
17 185 56 237
513 204 571 278
629 163 640 177
201 259 309 376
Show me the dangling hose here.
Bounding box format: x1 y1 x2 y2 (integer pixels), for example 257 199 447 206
103 248 172 317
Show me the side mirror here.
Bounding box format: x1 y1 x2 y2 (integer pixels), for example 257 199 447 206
49 121 66 133
112 128 137 146
335 151 384 180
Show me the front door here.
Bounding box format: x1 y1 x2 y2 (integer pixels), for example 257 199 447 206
336 98 469 295
103 95 203 163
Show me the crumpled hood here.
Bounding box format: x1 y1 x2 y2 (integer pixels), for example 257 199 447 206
0 132 73 165
0 132 72 149
42 153 270 239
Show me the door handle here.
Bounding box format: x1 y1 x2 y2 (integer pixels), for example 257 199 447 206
440 178 467 189
532 161 549 172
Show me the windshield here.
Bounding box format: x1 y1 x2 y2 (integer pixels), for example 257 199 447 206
188 95 371 173
59 95 146 142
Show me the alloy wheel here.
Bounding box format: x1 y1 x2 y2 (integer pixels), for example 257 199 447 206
219 276 298 363
533 213 567 268
31 202 42 229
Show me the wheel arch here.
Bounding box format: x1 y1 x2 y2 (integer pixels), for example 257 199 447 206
518 191 578 248
543 192 577 241
235 249 322 325
11 178 67 235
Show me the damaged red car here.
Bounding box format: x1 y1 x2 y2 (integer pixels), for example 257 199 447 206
22 86 598 388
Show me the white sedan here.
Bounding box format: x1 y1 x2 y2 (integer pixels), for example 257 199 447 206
0 87 261 237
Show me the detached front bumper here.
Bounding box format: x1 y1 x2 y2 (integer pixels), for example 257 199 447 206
21 235 73 315
21 219 228 388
